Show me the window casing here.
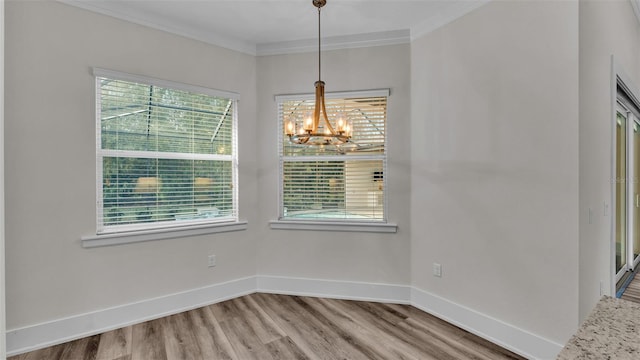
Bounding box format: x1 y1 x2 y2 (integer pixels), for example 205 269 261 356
277 89 389 222
94 68 239 234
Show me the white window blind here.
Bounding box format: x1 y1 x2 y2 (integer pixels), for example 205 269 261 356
94 69 238 234
278 90 388 222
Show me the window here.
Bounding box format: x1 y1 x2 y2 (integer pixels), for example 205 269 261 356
615 79 640 287
277 89 389 222
94 68 238 234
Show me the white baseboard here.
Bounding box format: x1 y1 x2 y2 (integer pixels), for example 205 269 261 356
6 276 564 360
411 287 563 360
257 275 411 304
6 276 256 356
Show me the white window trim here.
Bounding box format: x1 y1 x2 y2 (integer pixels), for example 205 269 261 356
92 68 240 100
82 220 248 248
90 68 243 243
274 88 390 102
269 220 397 233
273 88 397 233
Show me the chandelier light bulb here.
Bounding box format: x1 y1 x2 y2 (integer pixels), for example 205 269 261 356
304 115 313 131
286 121 294 136
337 117 345 132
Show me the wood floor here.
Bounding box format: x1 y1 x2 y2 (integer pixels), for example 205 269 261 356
9 293 525 360
621 272 640 303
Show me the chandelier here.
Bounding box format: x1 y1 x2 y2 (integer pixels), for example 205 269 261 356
285 0 351 146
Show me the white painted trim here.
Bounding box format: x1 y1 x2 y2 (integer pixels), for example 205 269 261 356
59 1 410 56
58 0 257 56
282 155 385 163
627 111 637 273
81 220 248 248
269 220 397 233
411 287 563 360
275 88 390 102
257 30 410 56
99 149 233 162
257 275 411 304
56 0 492 57
612 57 619 296
258 278 563 358
6 276 564 359
58 1 489 56
6 276 257 357
92 67 240 100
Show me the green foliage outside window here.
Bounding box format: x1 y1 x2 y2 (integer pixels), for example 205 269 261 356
98 77 235 230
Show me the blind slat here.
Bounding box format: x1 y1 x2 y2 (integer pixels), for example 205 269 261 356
279 92 387 221
97 74 238 233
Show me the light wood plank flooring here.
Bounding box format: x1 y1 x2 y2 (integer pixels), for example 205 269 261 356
621 272 640 303
9 293 525 360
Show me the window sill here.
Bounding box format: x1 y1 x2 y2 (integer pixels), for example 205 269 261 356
81 220 248 248
269 220 397 233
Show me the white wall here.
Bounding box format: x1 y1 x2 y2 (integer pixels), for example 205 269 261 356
256 45 412 285
12 0 634 355
0 0 6 357
5 0 257 329
410 0 579 344
579 0 640 320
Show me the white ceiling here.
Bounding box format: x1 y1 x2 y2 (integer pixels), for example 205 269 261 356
59 0 489 55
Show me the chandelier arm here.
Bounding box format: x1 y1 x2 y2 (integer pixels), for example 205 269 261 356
313 83 322 133
319 85 335 133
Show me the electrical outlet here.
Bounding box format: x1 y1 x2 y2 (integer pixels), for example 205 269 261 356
433 263 442 277
208 254 216 267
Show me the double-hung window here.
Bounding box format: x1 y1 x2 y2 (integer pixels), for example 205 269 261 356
277 89 389 223
94 68 239 234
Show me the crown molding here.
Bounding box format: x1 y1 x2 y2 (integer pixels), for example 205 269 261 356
60 0 410 56
256 29 410 56
58 0 489 57
57 0 258 56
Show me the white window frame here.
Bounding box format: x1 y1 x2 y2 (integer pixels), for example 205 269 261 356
82 68 246 247
270 89 397 233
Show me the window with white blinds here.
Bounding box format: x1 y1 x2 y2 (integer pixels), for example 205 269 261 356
94 68 238 234
278 89 388 222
